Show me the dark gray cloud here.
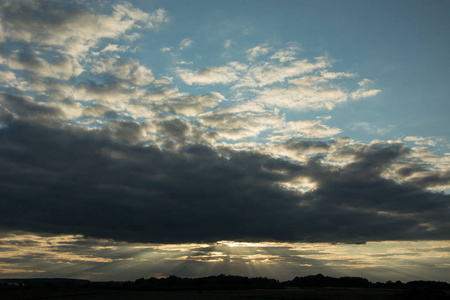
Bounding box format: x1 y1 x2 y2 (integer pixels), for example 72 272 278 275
99 120 147 144
283 140 331 152
407 170 450 190
157 118 190 141
0 0 87 34
0 92 65 122
0 118 448 244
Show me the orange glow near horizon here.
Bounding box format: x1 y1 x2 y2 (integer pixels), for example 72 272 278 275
0 232 449 282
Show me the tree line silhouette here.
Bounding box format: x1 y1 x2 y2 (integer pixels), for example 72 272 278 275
2 274 449 292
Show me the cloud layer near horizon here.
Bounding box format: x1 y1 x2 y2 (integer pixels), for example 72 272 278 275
1 232 449 282
0 0 449 245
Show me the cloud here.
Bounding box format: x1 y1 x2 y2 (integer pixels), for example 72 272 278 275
74 80 146 105
404 136 437 147
179 38 193 50
350 88 381 100
246 45 270 61
237 57 328 88
176 62 246 85
161 47 173 52
385 146 450 192
197 103 282 140
224 39 232 49
0 92 66 123
269 44 302 62
173 44 379 113
289 71 357 86
270 120 342 142
0 70 28 90
278 140 332 155
99 44 131 53
352 122 395 135
350 79 381 100
255 85 348 110
249 69 377 111
0 120 448 244
0 71 17 84
1 232 445 280
0 0 168 128
99 120 148 144
0 0 168 57
176 61 193 65
89 56 154 86
269 139 333 164
158 92 224 117
1 232 448 281
6 48 83 80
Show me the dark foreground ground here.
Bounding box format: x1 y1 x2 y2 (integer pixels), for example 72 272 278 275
1 287 449 300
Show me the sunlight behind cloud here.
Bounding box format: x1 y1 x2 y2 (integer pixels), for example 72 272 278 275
1 233 449 282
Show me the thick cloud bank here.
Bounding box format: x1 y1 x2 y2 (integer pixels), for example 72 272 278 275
0 118 448 243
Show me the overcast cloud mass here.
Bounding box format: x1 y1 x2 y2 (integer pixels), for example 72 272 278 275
0 0 449 281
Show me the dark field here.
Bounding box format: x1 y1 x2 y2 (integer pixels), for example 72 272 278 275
2 287 449 300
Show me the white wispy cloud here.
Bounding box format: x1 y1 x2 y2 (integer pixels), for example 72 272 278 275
352 122 395 135
270 119 342 142
269 44 302 62
224 39 232 49
179 38 193 50
176 61 193 65
99 43 131 53
351 88 381 100
173 45 381 114
350 79 381 99
246 45 271 61
176 62 246 85
255 85 348 110
236 57 328 88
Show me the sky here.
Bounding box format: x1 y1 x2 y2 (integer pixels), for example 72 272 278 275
0 0 449 283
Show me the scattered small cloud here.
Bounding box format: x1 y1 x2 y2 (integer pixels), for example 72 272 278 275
176 61 193 65
352 122 395 135
405 136 437 147
350 79 381 100
224 39 232 49
179 38 193 50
